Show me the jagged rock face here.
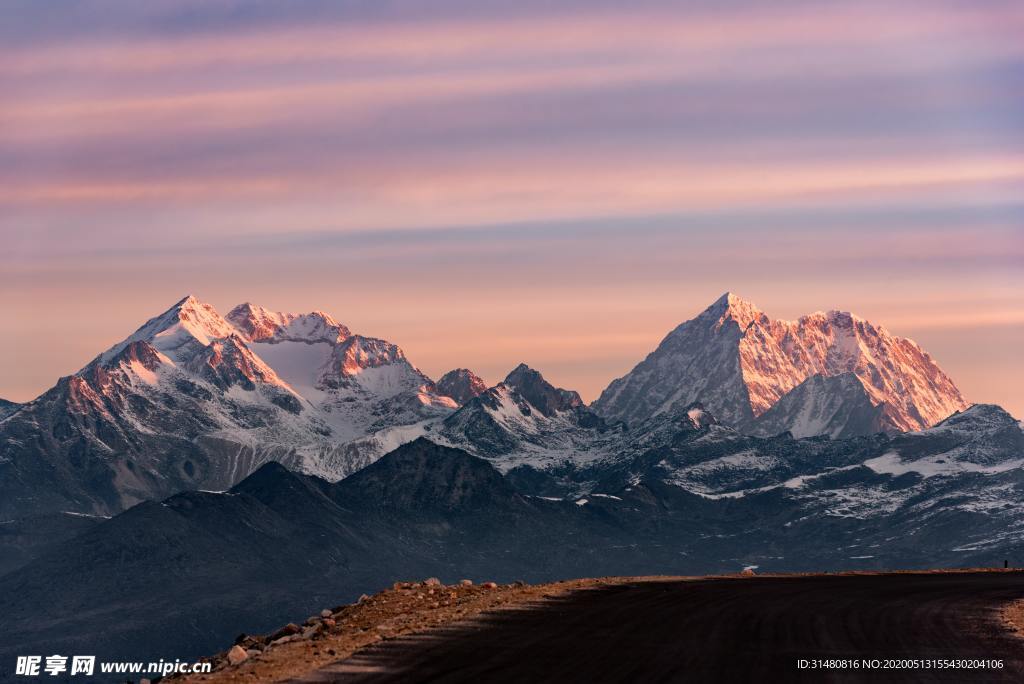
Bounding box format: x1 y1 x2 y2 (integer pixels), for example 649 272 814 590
0 295 457 518
593 293 968 435
226 303 351 344
437 364 613 470
750 373 886 439
436 369 488 405
503 364 583 417
186 335 287 393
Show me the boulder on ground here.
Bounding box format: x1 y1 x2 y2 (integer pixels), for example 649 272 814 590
268 623 301 642
227 645 248 666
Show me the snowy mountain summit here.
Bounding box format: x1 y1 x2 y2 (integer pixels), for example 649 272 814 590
593 293 968 437
0 295 457 517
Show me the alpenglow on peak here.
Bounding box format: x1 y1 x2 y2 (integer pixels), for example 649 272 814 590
593 293 968 435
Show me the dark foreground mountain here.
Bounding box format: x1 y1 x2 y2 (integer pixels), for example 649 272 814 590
0 441 658 677
2 406 1023 677
0 511 103 577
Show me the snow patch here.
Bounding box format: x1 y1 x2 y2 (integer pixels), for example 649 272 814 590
865 451 1024 478
62 511 112 519
250 340 333 402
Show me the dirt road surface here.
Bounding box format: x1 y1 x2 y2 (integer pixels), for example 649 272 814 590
295 571 1024 683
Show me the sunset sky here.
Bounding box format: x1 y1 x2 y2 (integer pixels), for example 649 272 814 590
1 0 1022 415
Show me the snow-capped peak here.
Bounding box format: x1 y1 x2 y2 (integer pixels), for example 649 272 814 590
226 303 351 344
595 293 969 435
94 294 238 366
703 292 767 331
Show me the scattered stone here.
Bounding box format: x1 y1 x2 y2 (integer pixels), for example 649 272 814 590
513 580 527 587
482 582 498 589
233 633 265 651
741 568 756 576
271 635 295 647
245 649 260 658
358 594 371 603
459 579 473 586
301 626 318 640
268 623 301 642
320 609 332 618
424 577 441 586
227 645 249 666
322 618 336 629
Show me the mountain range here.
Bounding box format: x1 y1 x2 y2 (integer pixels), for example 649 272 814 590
2 405 1022 673
0 291 1019 680
0 292 972 524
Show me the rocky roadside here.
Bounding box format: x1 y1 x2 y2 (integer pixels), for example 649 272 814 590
173 576 635 683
